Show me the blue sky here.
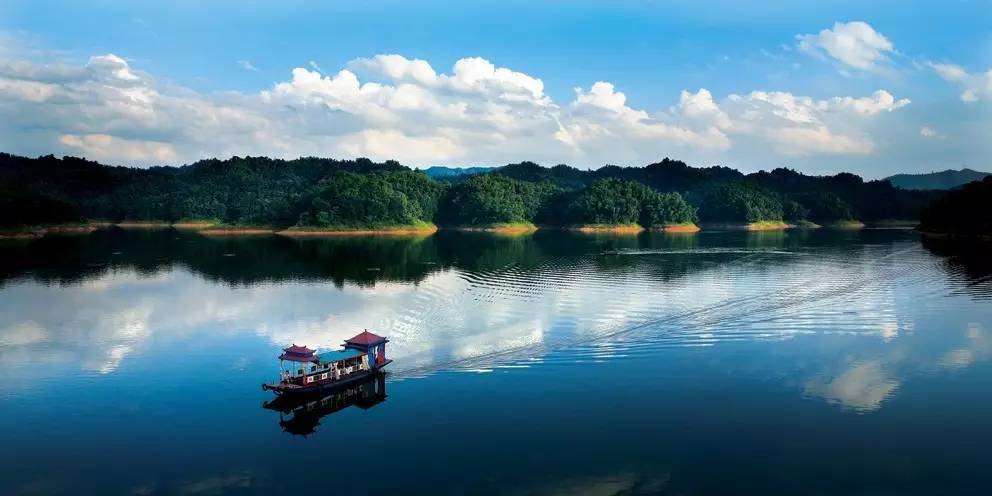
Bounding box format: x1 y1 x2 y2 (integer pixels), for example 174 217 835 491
1 0 990 177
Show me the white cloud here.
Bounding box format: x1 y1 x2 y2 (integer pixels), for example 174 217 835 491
59 133 177 162
0 43 909 167
920 126 936 138
930 62 992 103
87 53 140 81
559 82 730 152
717 90 902 156
828 90 910 116
237 60 258 72
797 21 895 71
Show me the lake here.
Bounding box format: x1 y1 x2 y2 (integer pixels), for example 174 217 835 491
1 228 991 495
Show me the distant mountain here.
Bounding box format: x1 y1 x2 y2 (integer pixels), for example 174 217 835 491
423 166 498 179
886 169 990 190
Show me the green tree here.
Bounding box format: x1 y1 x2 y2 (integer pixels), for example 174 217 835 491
436 174 557 226
693 182 784 223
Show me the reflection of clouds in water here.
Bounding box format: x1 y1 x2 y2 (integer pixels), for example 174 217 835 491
803 321 990 412
0 321 46 346
879 321 899 341
804 360 899 413
508 471 670 496
940 323 989 370
178 471 253 495
1 241 990 416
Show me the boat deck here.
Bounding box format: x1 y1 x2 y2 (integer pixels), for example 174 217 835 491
263 361 391 395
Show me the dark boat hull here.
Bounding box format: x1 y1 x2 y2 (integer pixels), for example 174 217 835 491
263 360 392 396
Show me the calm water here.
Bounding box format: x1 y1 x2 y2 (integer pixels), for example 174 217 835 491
1 228 991 495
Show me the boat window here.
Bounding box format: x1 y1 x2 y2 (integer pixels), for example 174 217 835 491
310 365 316 372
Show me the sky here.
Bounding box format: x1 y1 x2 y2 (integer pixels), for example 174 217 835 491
0 0 990 178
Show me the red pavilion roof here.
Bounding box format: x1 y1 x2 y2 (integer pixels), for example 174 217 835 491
345 330 387 346
279 344 317 362
283 344 315 354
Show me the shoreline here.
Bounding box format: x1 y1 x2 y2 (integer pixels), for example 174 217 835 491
653 223 701 233
867 220 918 228
699 221 791 231
825 220 866 229
198 227 277 236
446 223 537 234
279 225 439 236
172 221 219 229
1 218 930 239
113 221 173 229
569 224 644 234
918 230 992 241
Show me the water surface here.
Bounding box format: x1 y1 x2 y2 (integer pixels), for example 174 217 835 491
1 228 990 494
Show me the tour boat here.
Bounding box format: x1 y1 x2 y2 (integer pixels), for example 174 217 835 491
262 330 391 396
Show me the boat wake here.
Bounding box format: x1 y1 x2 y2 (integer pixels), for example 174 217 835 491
390 243 943 379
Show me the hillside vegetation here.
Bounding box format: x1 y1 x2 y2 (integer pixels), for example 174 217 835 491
919 176 992 236
1 153 941 231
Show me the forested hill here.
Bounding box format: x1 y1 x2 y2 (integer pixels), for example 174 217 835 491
0 153 942 230
886 168 990 190
919 176 992 236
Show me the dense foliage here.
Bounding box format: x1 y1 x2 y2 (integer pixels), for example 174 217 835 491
0 183 82 227
299 171 443 228
435 174 557 226
919 176 992 235
692 182 784 223
556 178 695 226
0 153 946 230
789 192 856 224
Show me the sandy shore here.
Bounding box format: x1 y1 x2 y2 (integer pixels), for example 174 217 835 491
278 225 439 236
655 223 701 233
198 228 276 236
570 224 645 234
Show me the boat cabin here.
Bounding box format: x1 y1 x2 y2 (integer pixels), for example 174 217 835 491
263 330 391 395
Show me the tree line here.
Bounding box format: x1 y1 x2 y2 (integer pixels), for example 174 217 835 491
918 176 992 236
0 153 943 229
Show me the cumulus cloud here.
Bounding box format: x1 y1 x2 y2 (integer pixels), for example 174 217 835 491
0 42 909 167
797 21 895 72
709 89 909 156
556 82 730 153
930 62 992 103
60 133 177 162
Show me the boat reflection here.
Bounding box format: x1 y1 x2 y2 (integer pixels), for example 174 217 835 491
262 372 387 436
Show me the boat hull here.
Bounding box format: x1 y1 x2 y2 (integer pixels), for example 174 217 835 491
263 360 392 396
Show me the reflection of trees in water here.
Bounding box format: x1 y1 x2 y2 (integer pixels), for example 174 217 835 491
0 229 448 287
921 236 992 298
0 227 940 290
